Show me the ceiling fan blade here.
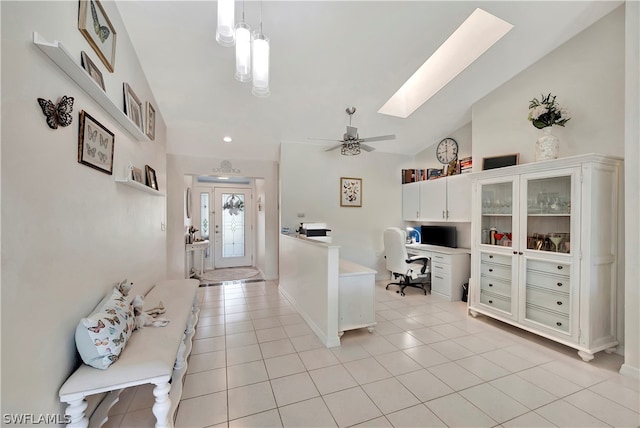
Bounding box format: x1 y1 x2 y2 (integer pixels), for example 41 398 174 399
325 144 344 151
346 125 358 139
360 144 376 152
309 137 343 142
359 134 396 143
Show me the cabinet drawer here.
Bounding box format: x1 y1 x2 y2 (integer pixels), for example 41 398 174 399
480 276 511 298
527 271 570 294
480 291 511 313
480 262 511 281
431 273 450 297
431 253 452 265
431 261 451 277
527 259 570 276
525 304 570 333
526 287 570 315
481 252 511 266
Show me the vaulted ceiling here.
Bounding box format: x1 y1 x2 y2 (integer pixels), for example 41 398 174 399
117 1 621 161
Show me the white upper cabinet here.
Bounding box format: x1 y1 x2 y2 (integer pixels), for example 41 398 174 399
402 182 421 221
402 174 472 222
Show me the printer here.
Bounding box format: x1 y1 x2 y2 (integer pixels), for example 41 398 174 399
298 222 332 242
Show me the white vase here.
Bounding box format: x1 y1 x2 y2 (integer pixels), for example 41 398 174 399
535 127 560 161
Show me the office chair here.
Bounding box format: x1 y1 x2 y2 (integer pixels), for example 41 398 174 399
383 227 431 296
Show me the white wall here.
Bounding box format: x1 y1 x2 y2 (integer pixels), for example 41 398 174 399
255 178 267 277
414 122 472 169
622 0 640 379
471 6 625 166
411 123 473 249
166 154 279 280
280 142 413 278
1 1 167 415
470 6 628 358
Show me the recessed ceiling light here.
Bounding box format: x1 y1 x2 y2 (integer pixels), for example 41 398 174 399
378 8 513 118
223 136 233 143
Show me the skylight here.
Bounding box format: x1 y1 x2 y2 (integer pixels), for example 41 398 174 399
378 8 513 119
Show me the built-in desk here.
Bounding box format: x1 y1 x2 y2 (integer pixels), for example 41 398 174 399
406 244 471 301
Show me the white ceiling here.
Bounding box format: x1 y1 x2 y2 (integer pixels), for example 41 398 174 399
117 1 621 161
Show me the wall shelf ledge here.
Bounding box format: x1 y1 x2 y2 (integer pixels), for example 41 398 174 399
115 177 164 196
32 32 150 142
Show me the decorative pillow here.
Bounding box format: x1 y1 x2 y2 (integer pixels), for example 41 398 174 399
75 287 136 369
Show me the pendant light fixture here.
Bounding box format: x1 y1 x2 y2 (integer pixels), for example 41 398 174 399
234 0 251 82
251 0 270 97
216 0 235 47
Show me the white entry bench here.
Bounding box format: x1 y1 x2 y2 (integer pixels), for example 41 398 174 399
59 279 200 428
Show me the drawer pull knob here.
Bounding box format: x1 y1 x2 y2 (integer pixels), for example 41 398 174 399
488 268 493 272
488 300 493 304
557 282 563 287
489 255 493 258
556 322 562 327
513 251 518 255
489 283 493 287
557 265 563 270
557 301 563 306
519 252 523 255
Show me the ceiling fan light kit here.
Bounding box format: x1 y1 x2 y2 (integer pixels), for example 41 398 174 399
216 0 270 97
318 107 396 156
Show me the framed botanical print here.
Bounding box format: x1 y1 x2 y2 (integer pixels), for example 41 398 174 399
145 102 156 140
123 83 143 131
340 177 362 207
78 110 114 175
78 0 117 72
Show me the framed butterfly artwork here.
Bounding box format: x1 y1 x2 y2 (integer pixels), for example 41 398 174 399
78 0 116 73
78 111 114 175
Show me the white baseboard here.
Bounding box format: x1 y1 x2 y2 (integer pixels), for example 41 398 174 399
619 363 640 379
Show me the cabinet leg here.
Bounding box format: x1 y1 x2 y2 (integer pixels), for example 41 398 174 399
338 331 344 337
604 347 617 354
577 350 595 362
367 326 375 333
469 309 478 318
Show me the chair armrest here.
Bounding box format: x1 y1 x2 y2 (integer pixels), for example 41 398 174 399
406 256 430 274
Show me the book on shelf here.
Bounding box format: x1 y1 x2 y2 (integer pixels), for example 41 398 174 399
402 168 429 183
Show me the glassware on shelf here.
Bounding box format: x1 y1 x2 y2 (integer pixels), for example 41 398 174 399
494 232 504 245
549 233 563 252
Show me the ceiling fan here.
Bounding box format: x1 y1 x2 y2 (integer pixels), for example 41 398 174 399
314 107 396 155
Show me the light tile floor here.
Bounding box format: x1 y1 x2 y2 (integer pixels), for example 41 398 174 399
106 279 640 427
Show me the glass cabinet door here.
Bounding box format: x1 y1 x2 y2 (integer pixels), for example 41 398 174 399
479 179 517 249
522 171 575 255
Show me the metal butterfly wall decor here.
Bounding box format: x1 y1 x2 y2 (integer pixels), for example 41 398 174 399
37 95 74 129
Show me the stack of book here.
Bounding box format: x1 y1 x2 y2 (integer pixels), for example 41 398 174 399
459 156 472 174
401 169 427 183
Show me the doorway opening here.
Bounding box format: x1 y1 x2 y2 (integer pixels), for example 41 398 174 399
186 175 263 278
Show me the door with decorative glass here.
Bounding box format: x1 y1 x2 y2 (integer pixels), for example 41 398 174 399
213 188 253 268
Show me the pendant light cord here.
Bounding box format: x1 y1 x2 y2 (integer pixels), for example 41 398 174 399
259 0 263 35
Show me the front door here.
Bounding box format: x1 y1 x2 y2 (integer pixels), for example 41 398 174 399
213 187 253 268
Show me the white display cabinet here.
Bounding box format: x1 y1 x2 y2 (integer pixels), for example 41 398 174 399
468 154 622 362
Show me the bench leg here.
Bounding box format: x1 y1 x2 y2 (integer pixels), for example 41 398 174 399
152 382 172 428
64 398 88 428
